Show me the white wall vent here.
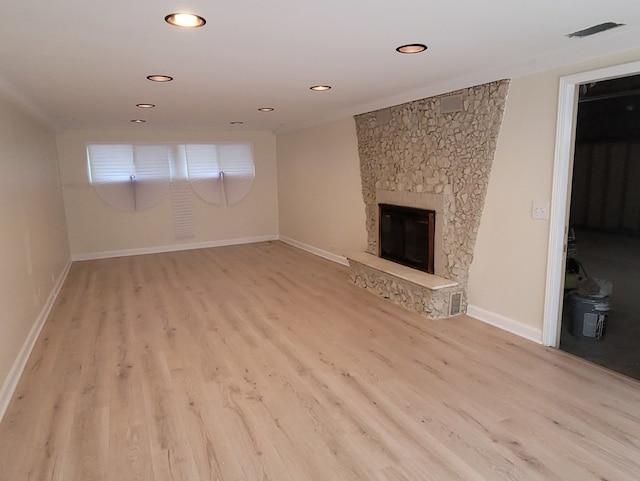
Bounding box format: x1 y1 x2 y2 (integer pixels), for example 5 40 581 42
449 292 462 316
440 94 463 114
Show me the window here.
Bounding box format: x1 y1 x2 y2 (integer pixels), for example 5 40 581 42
86 142 255 211
184 143 255 205
86 144 170 211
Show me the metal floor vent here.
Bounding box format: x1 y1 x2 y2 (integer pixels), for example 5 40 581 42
567 22 624 38
449 292 462 316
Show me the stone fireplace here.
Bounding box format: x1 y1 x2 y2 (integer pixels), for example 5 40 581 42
349 79 509 319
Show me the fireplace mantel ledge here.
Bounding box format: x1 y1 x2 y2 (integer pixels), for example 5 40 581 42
347 252 457 291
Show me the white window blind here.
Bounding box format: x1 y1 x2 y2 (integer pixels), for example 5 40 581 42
185 143 255 205
87 144 171 211
86 142 255 211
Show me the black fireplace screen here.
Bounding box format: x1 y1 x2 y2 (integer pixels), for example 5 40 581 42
379 203 435 274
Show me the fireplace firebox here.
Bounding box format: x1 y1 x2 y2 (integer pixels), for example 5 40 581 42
379 203 435 274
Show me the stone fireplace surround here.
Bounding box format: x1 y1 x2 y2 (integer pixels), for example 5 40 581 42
349 79 509 319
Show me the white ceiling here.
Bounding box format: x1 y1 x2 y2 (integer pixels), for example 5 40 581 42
1 0 640 133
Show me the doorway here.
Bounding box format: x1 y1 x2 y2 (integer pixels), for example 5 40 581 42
543 60 640 377
559 75 640 379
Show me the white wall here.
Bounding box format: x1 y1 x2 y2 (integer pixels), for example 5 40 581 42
277 117 367 259
56 129 279 257
468 48 640 337
0 90 70 405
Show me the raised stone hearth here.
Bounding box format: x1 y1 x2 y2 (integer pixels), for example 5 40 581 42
352 79 509 317
348 253 459 319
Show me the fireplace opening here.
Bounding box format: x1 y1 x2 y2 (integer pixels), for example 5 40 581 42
379 203 435 274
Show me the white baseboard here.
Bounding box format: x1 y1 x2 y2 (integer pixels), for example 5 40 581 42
72 235 279 261
466 304 543 344
0 259 72 422
278 236 349 266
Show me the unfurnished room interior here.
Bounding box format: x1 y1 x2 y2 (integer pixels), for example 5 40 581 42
1 1 640 480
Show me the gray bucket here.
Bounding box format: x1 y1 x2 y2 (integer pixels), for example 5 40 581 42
567 292 610 341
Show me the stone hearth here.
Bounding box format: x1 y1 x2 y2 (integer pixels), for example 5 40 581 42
348 252 459 319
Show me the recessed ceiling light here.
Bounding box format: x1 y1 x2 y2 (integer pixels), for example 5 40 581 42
258 107 274 112
136 103 156 108
230 121 244 125
310 85 331 91
130 119 147 123
165 13 206 28
147 75 173 82
396 43 428 54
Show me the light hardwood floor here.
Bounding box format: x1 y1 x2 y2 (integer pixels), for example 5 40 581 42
1 241 639 481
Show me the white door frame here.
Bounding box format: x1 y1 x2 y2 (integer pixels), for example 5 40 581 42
542 60 640 347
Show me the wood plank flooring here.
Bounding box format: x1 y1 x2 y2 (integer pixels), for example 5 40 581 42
1 241 639 480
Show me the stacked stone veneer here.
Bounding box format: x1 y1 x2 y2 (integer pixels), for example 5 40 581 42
352 79 509 317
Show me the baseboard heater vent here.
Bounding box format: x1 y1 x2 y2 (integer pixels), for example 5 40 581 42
449 292 462 316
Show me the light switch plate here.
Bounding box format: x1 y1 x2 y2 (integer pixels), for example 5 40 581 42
532 200 550 220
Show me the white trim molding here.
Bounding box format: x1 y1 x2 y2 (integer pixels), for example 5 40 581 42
543 60 640 348
72 235 279 261
0 259 72 422
467 304 543 345
278 236 349 266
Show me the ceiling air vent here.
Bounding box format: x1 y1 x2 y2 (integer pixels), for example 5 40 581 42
567 22 624 38
440 94 463 114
